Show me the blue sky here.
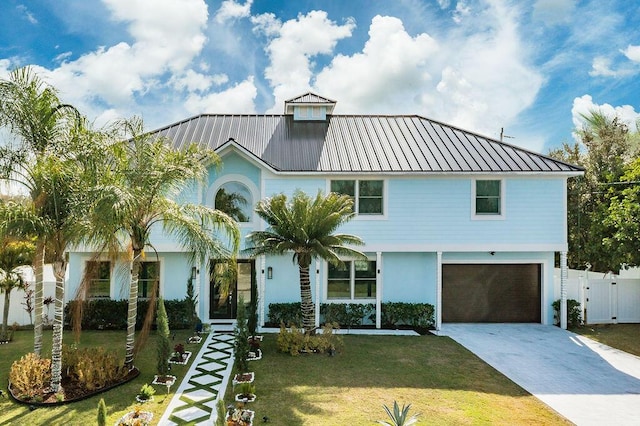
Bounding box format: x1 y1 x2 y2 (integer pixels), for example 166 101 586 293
1 0 639 153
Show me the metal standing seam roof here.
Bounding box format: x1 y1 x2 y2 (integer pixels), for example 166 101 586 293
155 114 584 174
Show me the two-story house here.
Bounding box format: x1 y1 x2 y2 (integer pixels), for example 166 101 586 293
67 93 583 331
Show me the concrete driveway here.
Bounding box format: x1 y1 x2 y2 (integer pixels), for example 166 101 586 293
440 324 640 426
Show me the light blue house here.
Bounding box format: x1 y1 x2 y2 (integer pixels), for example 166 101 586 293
67 93 583 331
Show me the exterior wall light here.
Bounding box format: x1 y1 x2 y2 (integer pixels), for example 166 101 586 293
267 266 273 279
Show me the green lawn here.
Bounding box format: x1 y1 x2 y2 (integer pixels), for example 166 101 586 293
1 329 576 425
572 323 640 357
225 334 570 425
0 329 197 426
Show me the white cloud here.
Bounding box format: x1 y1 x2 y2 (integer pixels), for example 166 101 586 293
184 77 257 114
169 70 229 93
589 56 620 77
17 5 38 24
622 44 640 63
532 0 576 25
251 13 281 37
572 94 640 132
261 10 356 110
215 0 253 24
453 1 471 24
314 16 437 112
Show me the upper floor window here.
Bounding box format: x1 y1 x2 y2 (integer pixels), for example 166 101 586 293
138 261 160 299
86 261 110 299
327 260 377 300
474 179 503 216
215 181 252 222
330 180 384 215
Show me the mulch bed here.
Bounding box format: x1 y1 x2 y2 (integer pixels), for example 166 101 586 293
9 367 140 406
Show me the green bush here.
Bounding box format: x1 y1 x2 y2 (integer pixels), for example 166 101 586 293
380 302 435 329
267 302 302 326
64 298 192 330
552 299 582 327
270 302 435 330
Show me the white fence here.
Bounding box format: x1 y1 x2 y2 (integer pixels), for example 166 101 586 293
554 269 640 324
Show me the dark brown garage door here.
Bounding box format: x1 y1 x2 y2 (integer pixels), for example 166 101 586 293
443 264 541 322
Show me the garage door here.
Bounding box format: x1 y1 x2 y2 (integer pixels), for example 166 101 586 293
442 264 541 322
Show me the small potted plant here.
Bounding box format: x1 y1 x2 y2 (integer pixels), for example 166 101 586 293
188 334 202 344
169 343 191 364
117 405 153 425
226 403 254 426
136 384 156 403
232 371 254 386
234 382 256 403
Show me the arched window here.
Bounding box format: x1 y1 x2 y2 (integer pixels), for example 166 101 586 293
215 181 252 222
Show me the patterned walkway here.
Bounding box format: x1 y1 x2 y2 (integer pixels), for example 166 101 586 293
158 332 235 425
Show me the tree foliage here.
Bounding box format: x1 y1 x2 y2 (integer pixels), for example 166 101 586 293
245 190 365 332
549 110 640 271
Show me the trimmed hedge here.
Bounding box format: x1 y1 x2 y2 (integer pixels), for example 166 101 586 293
64 299 193 330
268 302 435 330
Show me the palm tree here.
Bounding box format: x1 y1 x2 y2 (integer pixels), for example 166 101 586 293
0 219 36 340
0 66 82 359
245 190 365 332
86 117 240 368
215 187 249 222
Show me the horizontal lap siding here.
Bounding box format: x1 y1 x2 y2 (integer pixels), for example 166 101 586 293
341 177 566 247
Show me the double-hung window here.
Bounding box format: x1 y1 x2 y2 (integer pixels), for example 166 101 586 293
327 260 377 300
474 179 503 217
86 261 111 299
330 179 384 215
138 261 160 299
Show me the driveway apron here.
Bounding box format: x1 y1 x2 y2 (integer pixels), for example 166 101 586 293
441 323 640 426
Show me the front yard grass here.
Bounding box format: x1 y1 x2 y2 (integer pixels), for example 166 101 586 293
226 334 570 425
572 323 640 357
0 329 196 426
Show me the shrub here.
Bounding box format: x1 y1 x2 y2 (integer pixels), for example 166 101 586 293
63 345 128 391
97 398 108 426
267 302 301 326
552 299 582 327
156 298 171 376
380 303 435 329
65 299 193 330
9 353 52 400
276 323 343 356
138 383 155 400
234 296 250 373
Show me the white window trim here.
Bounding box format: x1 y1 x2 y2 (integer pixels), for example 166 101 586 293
208 173 260 227
327 178 388 220
471 178 506 221
324 256 377 302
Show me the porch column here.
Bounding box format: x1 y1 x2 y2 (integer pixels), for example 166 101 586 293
436 251 442 331
314 259 320 328
560 251 568 329
259 255 266 328
376 252 382 329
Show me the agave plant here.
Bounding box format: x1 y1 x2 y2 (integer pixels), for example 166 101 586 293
377 401 420 426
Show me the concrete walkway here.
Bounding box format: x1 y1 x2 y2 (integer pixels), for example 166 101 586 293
441 323 640 426
158 332 235 425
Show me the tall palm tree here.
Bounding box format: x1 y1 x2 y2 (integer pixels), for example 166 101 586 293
86 117 240 368
0 66 82 359
245 190 365 332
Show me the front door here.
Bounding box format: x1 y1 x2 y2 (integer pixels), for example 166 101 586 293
209 259 254 319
